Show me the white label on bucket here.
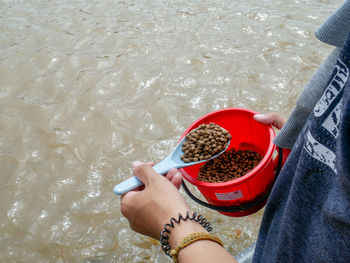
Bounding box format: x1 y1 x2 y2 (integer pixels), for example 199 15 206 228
215 190 243 201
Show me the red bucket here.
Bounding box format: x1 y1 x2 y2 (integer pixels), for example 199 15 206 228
180 108 279 217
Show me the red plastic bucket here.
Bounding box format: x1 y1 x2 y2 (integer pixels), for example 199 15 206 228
180 108 278 217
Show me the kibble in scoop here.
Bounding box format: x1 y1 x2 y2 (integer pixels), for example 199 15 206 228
180 123 231 163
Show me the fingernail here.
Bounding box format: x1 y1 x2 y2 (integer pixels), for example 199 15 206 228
253 114 266 120
132 160 143 168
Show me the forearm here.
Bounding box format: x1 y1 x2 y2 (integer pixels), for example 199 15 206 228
168 220 238 263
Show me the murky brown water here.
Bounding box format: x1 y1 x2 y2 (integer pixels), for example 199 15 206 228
0 0 342 262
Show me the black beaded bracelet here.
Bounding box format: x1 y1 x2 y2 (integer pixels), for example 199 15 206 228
160 211 213 258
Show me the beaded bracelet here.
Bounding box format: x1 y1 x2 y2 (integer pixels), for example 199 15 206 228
160 211 213 258
170 232 224 263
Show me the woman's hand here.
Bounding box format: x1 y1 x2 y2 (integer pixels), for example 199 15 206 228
120 162 238 263
134 161 183 190
120 162 190 240
254 112 291 166
253 112 287 129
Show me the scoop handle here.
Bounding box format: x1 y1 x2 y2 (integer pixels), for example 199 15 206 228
113 176 143 195
113 158 176 195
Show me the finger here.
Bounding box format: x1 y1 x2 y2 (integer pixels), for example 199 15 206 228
253 112 286 129
133 164 160 186
120 190 138 218
132 160 144 168
129 161 146 191
165 168 179 181
171 171 183 189
147 162 155 167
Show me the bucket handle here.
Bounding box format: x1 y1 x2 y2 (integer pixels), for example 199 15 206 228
181 147 284 213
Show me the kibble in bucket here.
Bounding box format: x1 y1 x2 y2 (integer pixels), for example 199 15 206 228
197 148 262 183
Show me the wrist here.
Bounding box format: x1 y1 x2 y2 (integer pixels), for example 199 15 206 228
168 219 205 248
160 211 214 258
156 206 190 238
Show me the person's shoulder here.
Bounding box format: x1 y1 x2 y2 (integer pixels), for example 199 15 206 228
315 0 350 47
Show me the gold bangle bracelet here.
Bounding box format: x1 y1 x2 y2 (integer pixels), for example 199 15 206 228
170 232 224 263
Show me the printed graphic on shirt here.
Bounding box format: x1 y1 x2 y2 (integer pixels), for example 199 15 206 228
321 98 343 138
305 58 349 174
314 59 348 117
304 131 337 174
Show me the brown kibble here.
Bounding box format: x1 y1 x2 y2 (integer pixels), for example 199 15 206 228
198 140 205 145
181 123 231 163
197 148 263 183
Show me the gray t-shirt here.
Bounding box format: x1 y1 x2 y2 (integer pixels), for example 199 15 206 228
253 2 350 261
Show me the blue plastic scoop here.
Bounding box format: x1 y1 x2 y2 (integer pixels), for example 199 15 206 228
113 135 230 195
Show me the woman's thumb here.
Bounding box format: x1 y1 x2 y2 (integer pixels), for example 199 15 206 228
133 163 158 186
253 112 287 130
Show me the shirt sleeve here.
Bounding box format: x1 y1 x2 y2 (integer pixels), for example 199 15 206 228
273 47 341 149
315 0 350 47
